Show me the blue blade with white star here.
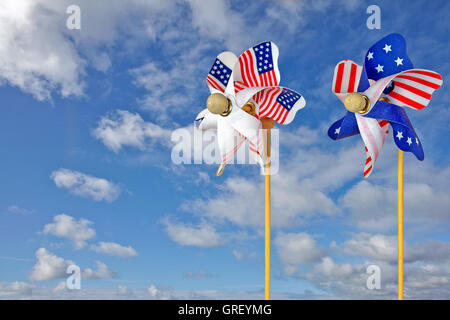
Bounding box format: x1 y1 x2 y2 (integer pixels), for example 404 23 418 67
365 33 414 84
328 111 360 140
364 101 424 160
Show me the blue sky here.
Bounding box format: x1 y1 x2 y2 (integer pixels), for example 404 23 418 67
0 0 449 299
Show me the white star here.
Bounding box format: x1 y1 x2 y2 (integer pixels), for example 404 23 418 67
220 75 224 79
396 131 403 140
217 70 221 74
266 48 269 52
394 57 403 66
269 64 273 68
367 52 374 60
259 57 263 60
416 137 419 145
224 79 227 83
219 65 223 68
266 43 270 46
375 64 384 73
226 74 230 78
335 127 341 135
264 65 267 69
213 66 217 70
382 44 392 53
211 71 215 74
258 68 262 72
216 61 220 64
255 48 258 51
406 137 412 146
260 45 263 49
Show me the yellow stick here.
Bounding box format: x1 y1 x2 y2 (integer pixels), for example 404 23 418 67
398 149 404 300
264 129 271 301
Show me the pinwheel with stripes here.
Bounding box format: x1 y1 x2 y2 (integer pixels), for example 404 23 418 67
327 33 443 177
195 41 306 176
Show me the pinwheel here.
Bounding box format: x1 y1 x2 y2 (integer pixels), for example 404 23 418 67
195 41 306 299
327 33 443 299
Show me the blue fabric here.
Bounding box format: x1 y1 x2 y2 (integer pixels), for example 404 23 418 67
328 111 360 140
365 33 414 81
365 101 424 160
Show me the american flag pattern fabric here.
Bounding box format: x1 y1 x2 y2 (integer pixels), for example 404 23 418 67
252 87 306 124
328 33 442 178
199 42 305 174
234 41 280 93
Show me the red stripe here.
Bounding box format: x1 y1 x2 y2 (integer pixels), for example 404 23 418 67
206 77 222 91
378 120 389 127
364 165 372 177
280 107 290 124
260 88 281 116
270 70 277 85
258 88 277 113
246 51 258 87
395 75 440 89
393 81 432 99
388 91 425 109
274 107 285 122
239 55 251 87
365 156 372 165
348 63 357 92
334 63 345 93
408 70 442 80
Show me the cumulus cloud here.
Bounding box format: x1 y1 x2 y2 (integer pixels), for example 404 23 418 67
0 281 34 298
0 0 85 100
29 248 74 281
93 110 171 153
275 232 326 275
184 270 214 280
90 242 138 258
163 219 222 248
29 248 115 282
50 168 121 202
82 261 116 279
42 214 96 249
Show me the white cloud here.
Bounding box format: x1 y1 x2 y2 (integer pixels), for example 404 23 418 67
82 261 116 279
163 219 222 248
0 281 34 298
50 168 121 202
29 248 74 281
93 110 171 153
274 232 326 275
90 242 138 258
29 248 115 282
0 0 85 100
42 214 96 249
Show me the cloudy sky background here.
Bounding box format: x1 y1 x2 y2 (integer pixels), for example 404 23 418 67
0 0 449 299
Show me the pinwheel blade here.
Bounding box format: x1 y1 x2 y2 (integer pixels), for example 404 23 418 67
327 111 360 140
332 60 365 102
233 41 280 93
206 51 237 94
355 113 388 178
195 109 218 130
365 101 424 160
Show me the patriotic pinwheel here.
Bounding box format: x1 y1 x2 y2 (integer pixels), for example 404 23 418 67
195 41 306 176
328 33 443 300
328 33 443 177
194 41 306 300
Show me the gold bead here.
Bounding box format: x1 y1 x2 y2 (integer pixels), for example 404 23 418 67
206 93 230 115
343 92 370 114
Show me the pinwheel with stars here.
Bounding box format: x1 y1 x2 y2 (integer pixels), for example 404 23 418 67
327 33 443 299
194 41 306 300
